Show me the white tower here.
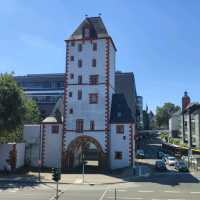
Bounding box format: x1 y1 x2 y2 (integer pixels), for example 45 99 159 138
62 17 116 169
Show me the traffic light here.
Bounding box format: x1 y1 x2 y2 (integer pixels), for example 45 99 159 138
52 168 61 182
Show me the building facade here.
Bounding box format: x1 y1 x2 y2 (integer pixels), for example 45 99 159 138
169 110 182 138
15 74 64 117
23 17 136 170
136 96 143 129
169 92 200 149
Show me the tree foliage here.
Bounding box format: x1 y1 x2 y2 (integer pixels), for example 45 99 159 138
156 103 180 128
24 98 41 124
0 73 40 142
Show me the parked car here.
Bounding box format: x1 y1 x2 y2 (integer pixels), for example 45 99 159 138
155 160 167 171
157 151 165 159
166 156 177 166
162 154 170 163
136 149 145 159
175 161 189 172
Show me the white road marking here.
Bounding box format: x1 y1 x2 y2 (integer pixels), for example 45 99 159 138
190 191 200 194
108 189 126 192
99 186 109 200
164 191 181 193
118 189 127 192
106 198 144 200
138 190 154 193
167 199 185 200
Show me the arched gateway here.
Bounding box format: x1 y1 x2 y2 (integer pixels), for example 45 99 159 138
63 136 107 170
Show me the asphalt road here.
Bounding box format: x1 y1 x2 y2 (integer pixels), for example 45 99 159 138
0 187 55 200
1 130 200 200
59 176 200 200
0 174 200 200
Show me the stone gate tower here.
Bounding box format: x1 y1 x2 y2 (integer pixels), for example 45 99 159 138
62 17 116 169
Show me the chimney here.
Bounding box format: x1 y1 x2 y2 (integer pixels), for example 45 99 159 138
182 91 191 110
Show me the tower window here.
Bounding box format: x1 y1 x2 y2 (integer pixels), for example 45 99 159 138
90 120 95 130
71 41 75 47
76 119 84 132
116 125 124 134
92 59 96 67
93 43 97 51
70 73 74 79
89 75 99 85
78 75 82 84
117 112 122 118
78 43 82 52
69 91 72 97
89 93 98 104
115 152 122 160
52 125 59 134
78 90 82 100
69 108 73 114
70 56 74 61
78 59 82 68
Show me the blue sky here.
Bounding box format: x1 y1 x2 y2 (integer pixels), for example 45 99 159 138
1 0 200 112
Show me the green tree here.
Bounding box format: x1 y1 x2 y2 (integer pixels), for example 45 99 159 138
0 73 40 142
0 74 26 134
156 103 180 128
24 98 41 123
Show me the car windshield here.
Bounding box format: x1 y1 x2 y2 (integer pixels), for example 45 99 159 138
168 157 175 160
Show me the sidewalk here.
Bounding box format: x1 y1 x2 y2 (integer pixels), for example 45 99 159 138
0 171 132 185
0 165 152 185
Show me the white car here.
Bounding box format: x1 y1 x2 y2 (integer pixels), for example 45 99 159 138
167 156 176 166
136 149 145 159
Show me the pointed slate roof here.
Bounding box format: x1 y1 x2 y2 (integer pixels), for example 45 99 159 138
110 94 134 124
68 17 109 40
115 71 137 121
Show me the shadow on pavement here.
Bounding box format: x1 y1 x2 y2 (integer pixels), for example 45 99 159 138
0 170 44 190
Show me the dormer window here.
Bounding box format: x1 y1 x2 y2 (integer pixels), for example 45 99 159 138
83 27 90 39
117 112 122 118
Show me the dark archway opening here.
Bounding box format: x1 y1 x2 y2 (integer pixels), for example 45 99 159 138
63 136 107 172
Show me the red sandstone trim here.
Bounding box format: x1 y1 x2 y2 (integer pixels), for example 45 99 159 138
65 37 117 51
104 38 110 168
62 41 70 168
41 124 46 166
128 124 133 166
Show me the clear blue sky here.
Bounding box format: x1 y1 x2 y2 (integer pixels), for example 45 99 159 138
1 0 200 112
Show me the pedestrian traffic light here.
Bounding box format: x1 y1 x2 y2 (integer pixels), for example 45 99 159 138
52 168 61 182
